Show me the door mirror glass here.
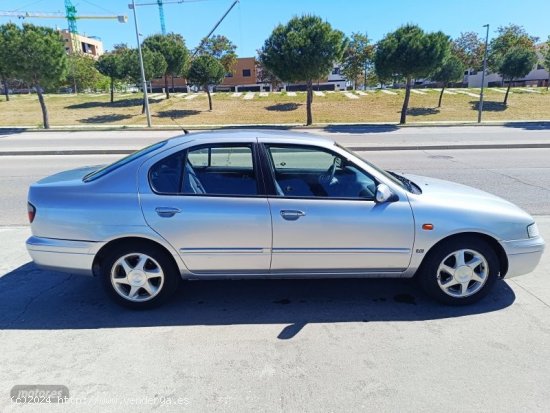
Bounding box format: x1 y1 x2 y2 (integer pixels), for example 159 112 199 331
375 184 397 203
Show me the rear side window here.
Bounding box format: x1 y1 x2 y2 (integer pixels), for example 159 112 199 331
184 145 258 196
148 144 260 197
150 152 185 194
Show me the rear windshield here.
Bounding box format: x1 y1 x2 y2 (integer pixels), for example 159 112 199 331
83 141 167 182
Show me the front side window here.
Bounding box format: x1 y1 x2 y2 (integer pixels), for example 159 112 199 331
265 145 377 199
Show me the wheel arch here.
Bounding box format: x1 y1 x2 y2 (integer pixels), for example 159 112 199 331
92 236 183 278
419 232 509 278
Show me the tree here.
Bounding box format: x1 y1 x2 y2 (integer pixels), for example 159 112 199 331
121 48 167 113
259 15 346 125
256 59 282 91
0 23 20 101
143 33 189 98
186 55 225 111
96 49 127 103
544 37 550 91
375 24 449 124
197 35 237 73
65 54 107 93
341 32 374 90
13 24 67 128
453 32 485 71
488 24 538 73
488 25 538 105
431 54 465 107
499 47 537 105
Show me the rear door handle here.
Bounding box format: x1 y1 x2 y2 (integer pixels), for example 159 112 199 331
155 207 181 218
280 210 306 221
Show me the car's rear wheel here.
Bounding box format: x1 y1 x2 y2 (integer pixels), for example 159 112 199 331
419 238 499 305
101 243 180 309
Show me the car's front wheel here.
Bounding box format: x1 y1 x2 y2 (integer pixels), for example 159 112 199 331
101 242 180 309
419 238 500 305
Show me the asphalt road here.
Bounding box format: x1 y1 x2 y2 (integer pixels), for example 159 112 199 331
1 129 549 412
1 147 549 226
2 124 550 153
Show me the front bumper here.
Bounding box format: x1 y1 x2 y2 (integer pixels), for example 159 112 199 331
26 236 104 276
500 236 545 278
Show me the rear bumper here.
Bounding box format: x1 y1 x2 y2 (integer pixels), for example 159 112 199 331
26 236 103 276
500 236 545 278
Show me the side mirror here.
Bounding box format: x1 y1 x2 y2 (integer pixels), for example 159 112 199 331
375 184 397 203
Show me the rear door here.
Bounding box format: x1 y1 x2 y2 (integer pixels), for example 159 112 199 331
139 141 272 275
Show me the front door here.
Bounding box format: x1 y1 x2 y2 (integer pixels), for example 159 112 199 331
140 143 272 275
263 144 415 274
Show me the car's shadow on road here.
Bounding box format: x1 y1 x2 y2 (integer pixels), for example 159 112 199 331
0 263 516 339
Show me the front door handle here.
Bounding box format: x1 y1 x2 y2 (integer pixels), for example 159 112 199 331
280 210 306 221
155 207 181 218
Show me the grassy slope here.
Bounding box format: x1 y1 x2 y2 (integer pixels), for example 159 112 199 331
0 88 549 127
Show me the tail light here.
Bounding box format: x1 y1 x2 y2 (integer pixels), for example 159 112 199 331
27 202 36 223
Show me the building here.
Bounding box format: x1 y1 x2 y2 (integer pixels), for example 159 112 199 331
150 58 351 93
464 66 549 88
59 29 104 58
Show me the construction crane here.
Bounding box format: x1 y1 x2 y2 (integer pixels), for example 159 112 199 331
0 3 127 54
0 9 127 23
0 3 127 93
193 0 239 56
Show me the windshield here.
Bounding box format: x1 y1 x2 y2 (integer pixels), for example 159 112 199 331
83 141 167 182
335 143 412 191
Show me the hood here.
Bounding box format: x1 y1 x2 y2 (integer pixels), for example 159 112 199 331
403 173 532 219
36 165 105 185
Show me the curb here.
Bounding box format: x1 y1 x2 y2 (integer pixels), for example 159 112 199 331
2 143 550 156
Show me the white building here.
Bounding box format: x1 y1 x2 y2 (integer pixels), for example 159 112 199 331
465 66 549 88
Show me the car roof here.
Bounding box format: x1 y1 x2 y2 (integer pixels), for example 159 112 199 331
167 129 335 148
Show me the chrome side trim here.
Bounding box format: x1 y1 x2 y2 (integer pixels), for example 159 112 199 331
179 248 269 254
272 248 411 254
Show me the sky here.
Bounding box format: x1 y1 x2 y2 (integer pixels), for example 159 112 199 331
2 0 550 56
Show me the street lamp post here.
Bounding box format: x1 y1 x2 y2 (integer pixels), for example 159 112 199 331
478 24 490 124
129 0 152 127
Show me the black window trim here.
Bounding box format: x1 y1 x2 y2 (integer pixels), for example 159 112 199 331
148 142 268 198
259 143 379 202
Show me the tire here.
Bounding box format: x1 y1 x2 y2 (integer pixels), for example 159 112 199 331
100 242 181 309
418 237 500 305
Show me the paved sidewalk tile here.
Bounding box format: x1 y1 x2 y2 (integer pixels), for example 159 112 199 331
344 92 359 99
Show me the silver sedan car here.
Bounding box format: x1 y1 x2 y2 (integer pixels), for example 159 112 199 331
26 130 545 309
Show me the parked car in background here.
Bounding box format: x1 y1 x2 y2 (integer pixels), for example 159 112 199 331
26 130 545 308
